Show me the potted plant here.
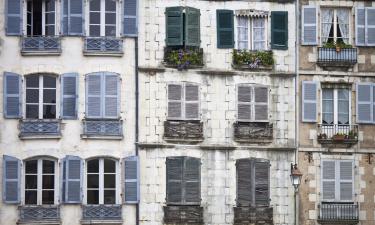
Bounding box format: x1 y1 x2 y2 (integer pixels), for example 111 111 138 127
318 133 327 140
332 132 345 141
348 130 358 140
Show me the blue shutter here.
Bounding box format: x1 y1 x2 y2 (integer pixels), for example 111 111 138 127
104 73 120 118
62 0 84 36
3 72 22 118
63 155 83 203
367 8 375 46
61 73 79 119
123 0 138 36
124 156 139 203
3 155 21 204
86 73 102 118
302 6 317 45
5 0 22 35
302 81 318 122
356 83 373 123
356 8 366 46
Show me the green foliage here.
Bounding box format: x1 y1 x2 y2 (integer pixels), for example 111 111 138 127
164 48 203 70
232 49 274 67
322 41 353 49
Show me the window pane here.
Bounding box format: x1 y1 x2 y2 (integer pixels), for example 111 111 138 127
45 0 55 11
104 190 116 204
26 75 39 88
90 25 101 37
104 174 116 188
323 100 334 113
90 0 101 11
25 175 37 189
322 89 333 99
105 26 116 36
26 160 38 173
105 13 116 25
43 175 55 189
87 190 99 204
43 89 56 104
42 190 54 204
338 89 349 100
25 191 37 205
43 105 56 119
26 105 39 119
237 17 248 50
43 160 55 173
45 26 55 36
43 76 56 88
87 174 99 188
105 0 116 11
338 114 349 125
87 159 99 173
90 12 101 24
45 13 55 25
26 89 39 103
104 159 115 173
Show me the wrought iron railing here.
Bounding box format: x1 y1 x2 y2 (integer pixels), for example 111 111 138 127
21 36 61 52
82 205 122 220
19 205 60 221
317 47 357 65
84 37 123 53
82 120 123 137
234 122 273 141
318 203 359 222
19 120 61 137
317 124 358 144
164 120 203 140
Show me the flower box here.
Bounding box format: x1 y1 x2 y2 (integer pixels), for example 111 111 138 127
232 50 274 70
164 48 204 70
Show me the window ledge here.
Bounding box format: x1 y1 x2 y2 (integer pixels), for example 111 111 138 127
19 134 62 140
80 134 124 140
232 64 273 71
83 51 124 57
21 50 62 56
18 220 61 225
81 220 123 225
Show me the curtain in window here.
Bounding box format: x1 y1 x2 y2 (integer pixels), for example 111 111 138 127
338 89 349 124
253 18 265 50
337 9 350 44
237 17 248 50
321 9 334 43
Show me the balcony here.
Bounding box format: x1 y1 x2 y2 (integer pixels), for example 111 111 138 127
317 47 357 69
232 50 274 71
21 36 61 55
164 120 204 143
164 47 204 70
18 205 60 224
83 37 123 56
81 119 123 139
81 205 122 224
19 119 61 139
233 206 273 225
164 205 203 224
317 124 358 145
234 122 273 143
318 203 359 224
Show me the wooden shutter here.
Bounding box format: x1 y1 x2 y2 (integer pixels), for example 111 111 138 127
236 159 252 206
271 11 288 50
254 159 270 206
63 155 82 203
86 73 102 118
322 160 335 201
165 7 183 46
237 85 252 121
356 83 373 123
184 157 201 205
3 72 22 118
61 73 78 119
185 7 200 47
124 156 139 203
5 0 22 35
339 161 353 201
62 0 84 35
123 0 138 36
104 73 120 118
168 84 183 119
254 86 268 122
3 155 21 204
166 157 183 204
367 8 375 46
356 8 366 46
185 83 200 120
302 81 318 122
217 10 234 48
302 6 317 45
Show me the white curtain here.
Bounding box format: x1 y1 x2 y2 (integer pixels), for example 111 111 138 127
253 18 265 50
237 17 248 50
337 9 350 44
321 9 334 44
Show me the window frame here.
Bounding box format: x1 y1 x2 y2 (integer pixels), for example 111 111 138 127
320 7 351 45
24 0 57 36
320 88 351 125
86 0 120 37
234 16 268 50
236 84 269 122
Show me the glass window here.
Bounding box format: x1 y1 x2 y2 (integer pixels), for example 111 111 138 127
321 8 350 45
236 16 267 50
26 0 56 36
89 0 117 37
322 88 350 125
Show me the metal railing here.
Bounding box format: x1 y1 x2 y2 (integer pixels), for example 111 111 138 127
82 205 122 220
317 124 358 143
82 119 123 136
21 36 61 52
318 203 359 222
84 37 123 53
19 120 61 137
19 205 60 221
317 47 357 65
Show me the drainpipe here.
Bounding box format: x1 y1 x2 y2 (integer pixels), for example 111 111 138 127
134 36 140 225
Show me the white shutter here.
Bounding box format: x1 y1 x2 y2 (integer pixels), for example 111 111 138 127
356 8 366 46
254 86 268 122
366 7 375 46
322 160 336 201
302 81 318 122
339 161 353 201
356 83 373 123
237 85 252 121
302 6 317 45
184 83 200 120
167 84 183 119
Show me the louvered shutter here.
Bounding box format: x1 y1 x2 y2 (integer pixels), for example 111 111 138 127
62 0 84 35
302 81 318 122
166 157 183 204
185 7 200 47
373 85 375 122
356 83 373 123
254 159 270 206
237 85 252 121
254 86 268 122
3 72 22 118
271 11 288 50
124 156 139 203
217 10 234 48
339 161 353 201
356 8 366 46
168 84 183 119
236 159 252 206
322 160 335 201
3 155 21 204
86 73 102 118
166 7 183 46
5 0 22 35
184 157 201 205
63 155 82 203
302 6 317 45
104 74 119 118
123 0 138 36
61 73 78 119
185 84 199 120
367 8 375 46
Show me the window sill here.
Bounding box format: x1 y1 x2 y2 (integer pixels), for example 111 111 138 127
21 50 62 56
18 220 61 225
83 51 124 57
19 134 62 140
81 219 123 225
80 134 123 140
232 64 273 71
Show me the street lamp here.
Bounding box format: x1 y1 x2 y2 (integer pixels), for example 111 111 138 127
290 163 303 192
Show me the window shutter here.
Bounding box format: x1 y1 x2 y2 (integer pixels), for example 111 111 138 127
302 81 318 122
165 7 183 46
3 155 21 204
3 72 22 118
63 155 82 203
339 161 353 201
5 0 22 35
271 11 288 50
237 85 252 121
356 8 366 46
216 10 234 48
166 157 183 204
236 159 252 206
167 84 183 119
124 156 139 203
302 6 317 45
123 0 138 36
254 86 268 122
86 73 102 118
366 8 375 46
356 83 373 123
254 159 270 206
104 74 120 118
185 7 200 47
185 84 200 120
61 73 78 119
62 0 84 36
322 160 335 201
184 157 200 205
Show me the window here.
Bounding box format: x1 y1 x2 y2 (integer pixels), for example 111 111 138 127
86 158 118 204
166 157 200 205
89 0 117 37
321 160 353 202
26 0 56 36
167 83 200 120
25 74 57 119
321 8 350 45
236 16 267 50
237 84 268 122
322 88 350 125
24 159 56 205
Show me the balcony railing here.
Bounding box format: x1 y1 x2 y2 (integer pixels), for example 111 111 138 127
234 122 273 143
19 205 60 222
164 120 203 142
21 36 61 54
233 206 273 225
317 124 358 145
318 203 359 224
84 37 123 54
82 119 123 138
82 205 122 221
19 119 61 138
317 47 357 67
164 206 203 224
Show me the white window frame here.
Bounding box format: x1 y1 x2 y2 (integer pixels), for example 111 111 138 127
320 7 351 45
86 0 120 37
23 0 57 36
234 16 268 50
320 88 351 125
236 84 269 122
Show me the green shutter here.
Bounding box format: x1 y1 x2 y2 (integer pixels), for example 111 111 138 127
271 11 288 50
185 7 200 47
217 10 234 48
166 7 183 46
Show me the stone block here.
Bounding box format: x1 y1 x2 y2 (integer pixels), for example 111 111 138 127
358 55 366 64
